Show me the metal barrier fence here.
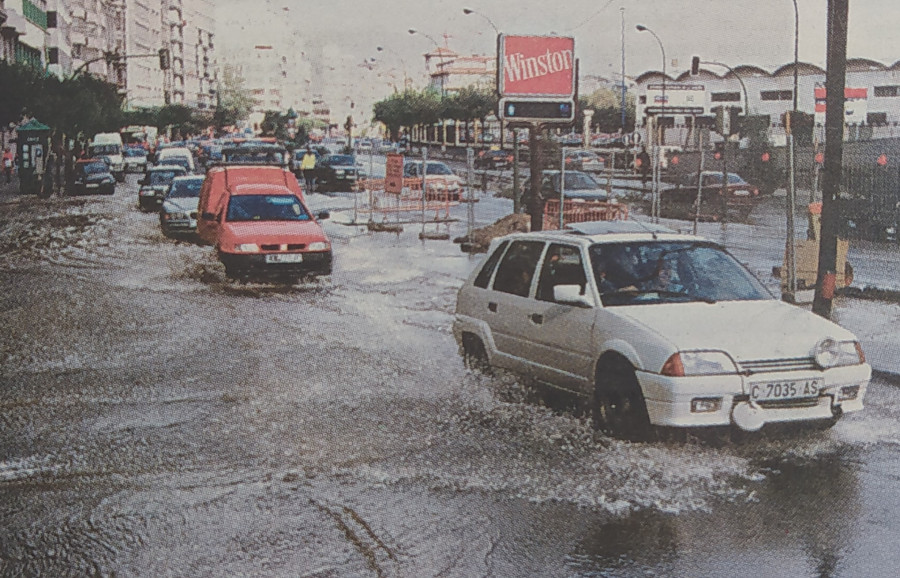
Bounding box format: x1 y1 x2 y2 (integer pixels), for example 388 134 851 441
353 176 461 224
542 199 629 231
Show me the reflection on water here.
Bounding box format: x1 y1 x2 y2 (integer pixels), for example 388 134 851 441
567 450 862 577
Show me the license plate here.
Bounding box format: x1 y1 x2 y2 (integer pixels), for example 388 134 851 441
87 184 99 188
733 190 750 196
750 378 821 402
265 253 303 263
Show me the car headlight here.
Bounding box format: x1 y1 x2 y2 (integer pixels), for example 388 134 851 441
661 350 738 377
307 241 330 251
139 189 154 196
813 338 865 369
165 211 188 220
233 243 260 253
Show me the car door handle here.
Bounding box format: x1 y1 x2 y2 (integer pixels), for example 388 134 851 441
530 313 543 325
488 302 498 312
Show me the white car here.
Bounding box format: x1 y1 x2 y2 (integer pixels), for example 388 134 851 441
453 221 871 440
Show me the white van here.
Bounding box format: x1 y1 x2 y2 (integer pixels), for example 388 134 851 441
89 133 125 182
156 146 196 173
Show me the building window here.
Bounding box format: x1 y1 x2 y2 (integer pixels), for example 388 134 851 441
711 92 741 102
760 90 793 101
874 86 900 98
639 95 646 104
22 0 48 30
867 112 887 125
47 47 59 65
46 11 57 28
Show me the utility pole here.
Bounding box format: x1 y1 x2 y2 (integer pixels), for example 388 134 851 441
813 0 849 319
527 125 544 231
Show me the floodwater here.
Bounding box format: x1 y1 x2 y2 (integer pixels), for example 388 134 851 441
1 175 899 576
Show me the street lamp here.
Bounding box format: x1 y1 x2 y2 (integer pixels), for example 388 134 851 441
784 0 800 302
376 46 409 89
462 8 499 35
636 24 666 222
408 29 445 96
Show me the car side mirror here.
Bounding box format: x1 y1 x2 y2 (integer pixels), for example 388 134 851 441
317 210 330 220
553 285 593 308
201 212 216 221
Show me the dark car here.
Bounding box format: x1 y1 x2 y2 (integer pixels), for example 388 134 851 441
69 159 116 196
122 146 148 173
160 175 205 236
138 165 188 211
156 155 194 174
475 149 513 170
314 154 360 192
523 170 609 202
664 171 761 221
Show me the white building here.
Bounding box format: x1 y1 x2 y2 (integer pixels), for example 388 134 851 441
1 0 50 71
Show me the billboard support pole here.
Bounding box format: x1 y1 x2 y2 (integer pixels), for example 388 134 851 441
528 123 544 231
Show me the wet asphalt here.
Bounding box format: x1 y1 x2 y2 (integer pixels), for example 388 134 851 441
1 175 900 576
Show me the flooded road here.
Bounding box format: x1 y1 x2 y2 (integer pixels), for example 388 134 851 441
1 177 899 576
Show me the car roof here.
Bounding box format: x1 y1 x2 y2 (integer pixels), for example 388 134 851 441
231 183 297 197
147 165 186 172
172 175 204 182
491 221 708 247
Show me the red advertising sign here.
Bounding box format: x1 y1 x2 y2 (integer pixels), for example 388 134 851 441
499 35 575 97
385 153 404 194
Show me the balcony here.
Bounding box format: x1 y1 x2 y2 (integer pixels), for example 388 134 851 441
22 0 47 30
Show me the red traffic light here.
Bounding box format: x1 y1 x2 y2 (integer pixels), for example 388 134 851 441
714 152 721 160
761 152 770 162
877 153 888 166
815 152 824 164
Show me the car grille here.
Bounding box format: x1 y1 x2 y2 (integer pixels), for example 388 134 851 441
738 357 818 375
757 397 821 409
260 244 306 251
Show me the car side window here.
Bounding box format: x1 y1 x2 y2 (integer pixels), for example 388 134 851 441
492 241 544 298
536 244 588 302
473 240 509 289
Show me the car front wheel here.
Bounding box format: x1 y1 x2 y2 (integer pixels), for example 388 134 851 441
461 333 492 375
593 355 654 441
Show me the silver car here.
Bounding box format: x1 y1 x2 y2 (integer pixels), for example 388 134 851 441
159 175 205 236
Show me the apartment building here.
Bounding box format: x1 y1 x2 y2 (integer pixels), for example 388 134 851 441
1 0 49 70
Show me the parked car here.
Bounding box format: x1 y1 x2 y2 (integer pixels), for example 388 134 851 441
196 165 331 281
664 171 761 221
523 170 609 202
314 154 360 192
68 159 116 196
123 146 148 173
138 165 188 211
403 160 464 201
453 221 871 440
159 175 205 236
565 149 605 172
475 149 513 170
156 146 196 173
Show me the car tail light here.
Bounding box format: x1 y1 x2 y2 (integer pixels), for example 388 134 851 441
752 188 759 196
507 156 513 163
478 151 485 157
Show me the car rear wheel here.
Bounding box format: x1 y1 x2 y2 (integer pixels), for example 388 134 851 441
593 355 654 442
461 333 492 375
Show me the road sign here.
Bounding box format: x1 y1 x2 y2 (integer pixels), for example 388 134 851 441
644 83 705 116
498 35 576 98
499 98 574 123
385 153 403 194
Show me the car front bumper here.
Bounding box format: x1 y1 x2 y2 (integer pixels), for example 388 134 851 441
638 363 871 430
218 251 333 278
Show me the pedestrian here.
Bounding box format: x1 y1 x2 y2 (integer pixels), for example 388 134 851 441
2 147 13 184
300 147 317 192
636 146 651 187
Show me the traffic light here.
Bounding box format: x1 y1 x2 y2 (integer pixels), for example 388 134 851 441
691 56 700 76
158 48 170 70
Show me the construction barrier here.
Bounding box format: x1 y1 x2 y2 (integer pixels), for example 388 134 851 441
354 176 461 223
542 199 629 230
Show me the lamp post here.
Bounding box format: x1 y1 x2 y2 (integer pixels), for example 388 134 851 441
784 0 800 302
462 8 499 35
376 46 409 89
408 28 445 97
636 24 666 222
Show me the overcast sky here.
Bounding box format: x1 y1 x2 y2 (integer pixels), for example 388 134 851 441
217 0 900 117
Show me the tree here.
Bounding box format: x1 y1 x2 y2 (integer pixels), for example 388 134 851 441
579 87 635 134
214 65 254 132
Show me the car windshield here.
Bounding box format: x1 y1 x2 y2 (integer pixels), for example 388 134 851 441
589 241 771 305
703 173 747 186
550 172 599 191
167 179 203 198
323 155 355 166
226 194 310 222
124 148 145 157
90 144 120 155
420 162 453 175
148 171 181 185
82 162 108 175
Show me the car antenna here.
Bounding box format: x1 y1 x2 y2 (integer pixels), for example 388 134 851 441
625 210 658 240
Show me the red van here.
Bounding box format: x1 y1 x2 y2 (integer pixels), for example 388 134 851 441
197 165 332 280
